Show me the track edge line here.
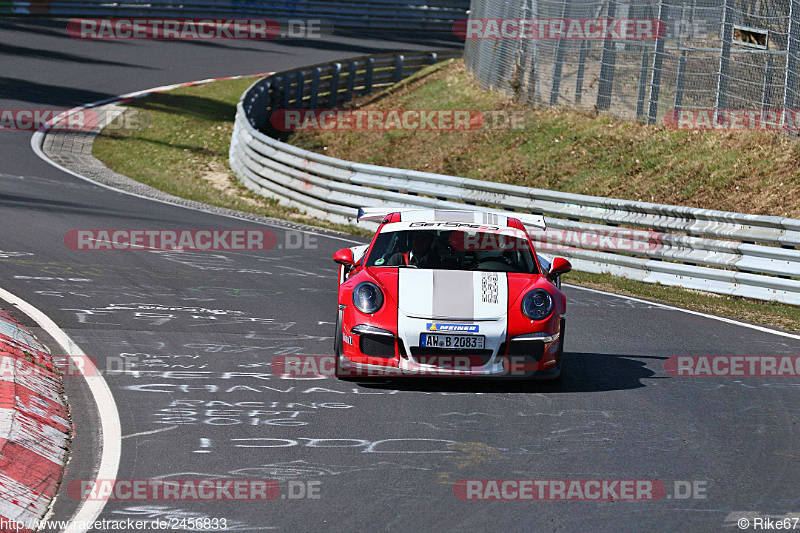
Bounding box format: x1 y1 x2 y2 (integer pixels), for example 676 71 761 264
0 286 122 533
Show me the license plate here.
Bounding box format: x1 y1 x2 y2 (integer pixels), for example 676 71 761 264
420 334 485 349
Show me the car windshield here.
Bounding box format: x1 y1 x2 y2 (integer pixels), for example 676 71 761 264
365 229 539 274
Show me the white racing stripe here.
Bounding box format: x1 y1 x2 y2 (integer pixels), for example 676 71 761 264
432 271 474 318
398 270 507 320
398 269 434 317
0 286 121 533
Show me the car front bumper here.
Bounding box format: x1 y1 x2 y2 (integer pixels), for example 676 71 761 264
340 317 562 378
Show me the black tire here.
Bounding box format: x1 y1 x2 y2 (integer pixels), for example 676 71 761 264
333 312 342 356
531 317 566 382
550 318 566 382
334 353 346 379
333 310 351 379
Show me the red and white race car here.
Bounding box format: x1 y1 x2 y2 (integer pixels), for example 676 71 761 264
332 208 572 380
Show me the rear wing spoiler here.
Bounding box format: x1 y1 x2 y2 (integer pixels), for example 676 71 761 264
356 206 547 230
357 206 425 221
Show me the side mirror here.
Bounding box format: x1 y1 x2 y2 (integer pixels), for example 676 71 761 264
333 248 354 267
548 257 572 280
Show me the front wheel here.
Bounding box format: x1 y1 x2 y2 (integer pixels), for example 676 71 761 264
548 318 566 382
334 310 358 380
334 352 347 379
334 351 357 380
334 311 346 378
333 311 342 356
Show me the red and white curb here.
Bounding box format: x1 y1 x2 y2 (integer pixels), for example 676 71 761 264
0 308 70 532
116 72 273 102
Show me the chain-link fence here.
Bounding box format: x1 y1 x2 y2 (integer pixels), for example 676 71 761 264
464 0 800 129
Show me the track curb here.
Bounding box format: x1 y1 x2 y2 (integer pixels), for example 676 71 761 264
0 307 70 532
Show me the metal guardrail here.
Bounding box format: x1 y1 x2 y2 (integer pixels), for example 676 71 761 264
3 0 469 31
229 51 800 305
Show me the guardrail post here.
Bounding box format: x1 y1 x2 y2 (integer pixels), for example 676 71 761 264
528 40 539 104
245 89 257 127
636 50 649 120
255 80 270 130
761 53 775 124
329 63 341 108
647 0 668 123
550 2 571 106
596 0 618 111
715 0 735 115
575 41 590 105
674 52 687 111
346 61 357 102
295 71 306 108
365 58 374 94
309 67 321 109
783 0 800 128
282 75 291 109
268 77 280 113
395 55 404 83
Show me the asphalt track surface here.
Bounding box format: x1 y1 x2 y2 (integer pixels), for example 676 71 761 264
2 18 800 533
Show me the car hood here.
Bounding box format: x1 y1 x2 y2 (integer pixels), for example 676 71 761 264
395 269 508 320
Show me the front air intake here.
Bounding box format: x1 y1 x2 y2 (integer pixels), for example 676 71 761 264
360 335 396 358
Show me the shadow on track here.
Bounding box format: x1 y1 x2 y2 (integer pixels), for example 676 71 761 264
0 77 115 107
0 18 90 40
0 192 186 222
353 352 664 394
0 42 148 68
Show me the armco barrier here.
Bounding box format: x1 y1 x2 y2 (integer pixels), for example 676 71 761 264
229 51 800 305
6 0 469 31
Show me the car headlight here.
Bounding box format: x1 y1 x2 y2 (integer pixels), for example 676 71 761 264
352 282 384 314
521 289 554 320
